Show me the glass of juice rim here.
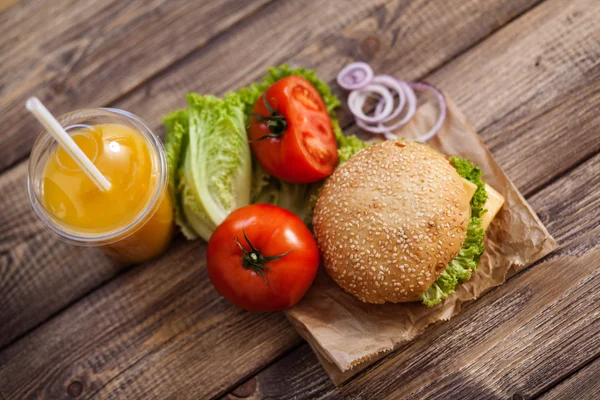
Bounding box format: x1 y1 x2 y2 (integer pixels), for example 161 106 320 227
27 107 169 247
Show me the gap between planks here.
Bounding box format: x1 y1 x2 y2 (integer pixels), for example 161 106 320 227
99 0 278 121
221 2 600 398
523 147 600 199
0 0 276 173
0 0 547 361
535 353 600 399
221 1 600 397
537 355 600 399
0 0 397 353
3 0 596 396
240 150 600 399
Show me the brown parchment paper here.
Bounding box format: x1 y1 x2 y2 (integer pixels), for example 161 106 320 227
284 97 558 385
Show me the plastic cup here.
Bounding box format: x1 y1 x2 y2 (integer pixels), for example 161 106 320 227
27 108 174 264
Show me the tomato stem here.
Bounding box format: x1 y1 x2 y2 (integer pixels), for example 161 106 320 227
248 94 288 142
235 227 292 284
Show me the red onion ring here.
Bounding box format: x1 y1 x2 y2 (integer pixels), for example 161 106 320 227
370 75 406 122
349 76 407 127
408 82 447 143
348 83 394 123
338 62 447 143
337 62 374 90
356 79 416 134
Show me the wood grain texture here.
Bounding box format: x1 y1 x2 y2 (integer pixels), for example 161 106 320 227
539 357 600 400
0 0 539 353
0 0 549 398
530 153 600 251
325 246 600 399
0 238 302 400
114 0 543 137
0 0 389 350
343 0 600 196
0 0 272 172
0 162 123 347
225 153 600 400
1 0 597 399
0 0 399 398
428 0 600 196
221 345 332 400
222 1 600 395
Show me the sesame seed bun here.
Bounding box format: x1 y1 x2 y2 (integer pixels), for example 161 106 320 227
312 141 471 304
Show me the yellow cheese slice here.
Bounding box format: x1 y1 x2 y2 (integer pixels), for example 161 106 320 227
461 178 505 231
481 183 505 230
462 178 477 201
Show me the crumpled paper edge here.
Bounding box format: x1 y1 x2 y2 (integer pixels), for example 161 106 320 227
285 97 558 385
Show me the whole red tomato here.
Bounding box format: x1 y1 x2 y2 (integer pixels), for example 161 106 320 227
248 76 338 183
207 204 319 312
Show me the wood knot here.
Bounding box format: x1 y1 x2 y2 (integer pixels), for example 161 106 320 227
67 380 84 398
51 81 66 95
361 36 381 58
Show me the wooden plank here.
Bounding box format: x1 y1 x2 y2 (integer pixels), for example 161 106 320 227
221 1 600 394
0 0 272 173
0 238 301 400
1 0 552 347
539 357 600 400
426 0 600 196
343 0 600 196
0 162 124 345
231 153 600 400
221 344 333 400
113 0 544 136
0 0 547 398
0 0 541 349
324 242 600 399
334 151 600 397
0 0 389 350
484 79 600 198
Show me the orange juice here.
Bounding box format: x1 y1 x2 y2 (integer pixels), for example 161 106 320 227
28 109 173 264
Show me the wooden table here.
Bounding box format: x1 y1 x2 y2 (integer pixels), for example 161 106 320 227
1 0 598 398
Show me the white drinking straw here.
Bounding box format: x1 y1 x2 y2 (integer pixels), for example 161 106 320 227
26 97 111 192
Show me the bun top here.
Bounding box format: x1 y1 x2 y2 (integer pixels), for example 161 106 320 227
312 141 471 303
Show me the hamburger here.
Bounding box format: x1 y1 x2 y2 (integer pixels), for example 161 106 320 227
312 140 504 306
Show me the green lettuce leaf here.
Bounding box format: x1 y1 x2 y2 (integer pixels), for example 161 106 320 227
240 65 371 222
164 92 251 241
165 65 370 239
334 120 371 164
238 65 370 164
164 109 195 239
237 65 340 119
420 157 488 307
250 163 322 225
